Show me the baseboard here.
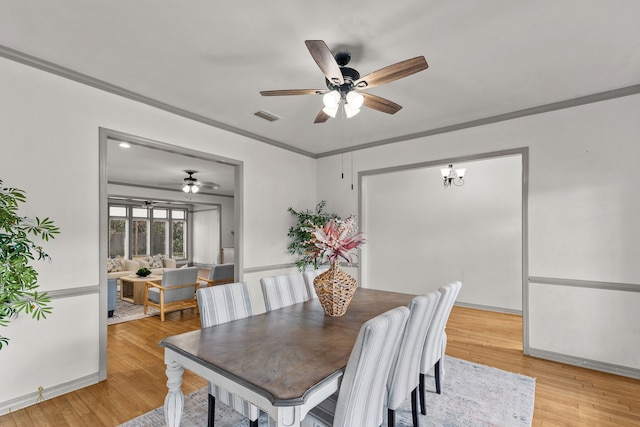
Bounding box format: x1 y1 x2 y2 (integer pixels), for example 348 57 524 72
528 348 640 380
0 372 101 416
454 301 523 315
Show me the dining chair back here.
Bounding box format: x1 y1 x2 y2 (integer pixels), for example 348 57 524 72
419 281 462 415
301 305 410 427
260 273 309 311
302 266 329 299
143 267 199 321
196 282 260 427
387 291 441 427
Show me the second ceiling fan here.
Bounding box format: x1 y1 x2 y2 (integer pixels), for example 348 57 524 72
260 40 428 123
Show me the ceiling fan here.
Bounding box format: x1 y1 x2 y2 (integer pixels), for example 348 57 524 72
140 200 160 208
260 40 428 123
179 170 220 194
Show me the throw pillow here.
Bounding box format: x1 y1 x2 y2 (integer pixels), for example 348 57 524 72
149 255 163 269
107 257 122 273
138 258 151 269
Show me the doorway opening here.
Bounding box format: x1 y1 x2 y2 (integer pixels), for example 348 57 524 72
98 127 243 379
359 148 528 346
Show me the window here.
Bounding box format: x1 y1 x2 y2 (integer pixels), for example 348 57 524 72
172 209 186 259
108 204 188 260
152 209 168 256
108 206 128 258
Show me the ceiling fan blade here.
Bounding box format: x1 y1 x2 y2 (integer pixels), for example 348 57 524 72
305 40 344 86
355 56 428 89
362 93 403 114
260 89 327 96
201 181 220 190
314 109 331 124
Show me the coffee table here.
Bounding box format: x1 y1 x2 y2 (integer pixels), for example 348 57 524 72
120 274 162 304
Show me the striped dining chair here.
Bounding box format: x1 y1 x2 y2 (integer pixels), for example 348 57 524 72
301 305 410 427
419 281 462 415
302 266 329 300
260 273 309 311
196 282 260 427
386 291 441 427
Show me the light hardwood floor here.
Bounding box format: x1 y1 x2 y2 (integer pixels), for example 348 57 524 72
1 305 639 426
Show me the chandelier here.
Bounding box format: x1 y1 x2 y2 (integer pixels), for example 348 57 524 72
440 164 466 187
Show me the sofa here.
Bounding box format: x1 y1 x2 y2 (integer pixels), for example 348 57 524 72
107 278 117 317
107 255 177 280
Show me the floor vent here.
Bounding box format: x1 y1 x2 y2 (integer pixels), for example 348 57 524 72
253 110 280 122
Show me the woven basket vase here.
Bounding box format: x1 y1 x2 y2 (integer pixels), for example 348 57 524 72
313 262 357 317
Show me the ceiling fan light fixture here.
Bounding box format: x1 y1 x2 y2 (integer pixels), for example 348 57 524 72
183 183 200 193
322 90 341 108
323 104 339 118
346 91 364 109
343 102 361 118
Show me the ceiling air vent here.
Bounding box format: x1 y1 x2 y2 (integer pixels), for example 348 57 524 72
254 110 280 122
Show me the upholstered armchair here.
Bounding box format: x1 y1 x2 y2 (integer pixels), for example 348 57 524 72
143 267 199 321
198 263 234 288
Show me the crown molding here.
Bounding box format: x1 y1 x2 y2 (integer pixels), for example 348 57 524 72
0 44 316 158
316 84 640 158
2 44 639 160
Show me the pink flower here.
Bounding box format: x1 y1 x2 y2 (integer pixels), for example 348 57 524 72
306 215 366 265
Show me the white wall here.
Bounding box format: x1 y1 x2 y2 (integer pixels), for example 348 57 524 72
316 93 640 375
362 155 522 311
192 208 220 264
0 56 316 411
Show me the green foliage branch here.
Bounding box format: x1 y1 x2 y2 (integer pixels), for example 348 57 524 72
287 201 340 272
0 179 60 350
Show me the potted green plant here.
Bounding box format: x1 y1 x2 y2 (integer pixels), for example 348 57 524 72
136 267 152 277
287 201 340 272
0 179 59 350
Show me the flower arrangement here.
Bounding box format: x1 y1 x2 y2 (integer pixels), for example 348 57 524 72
287 201 340 271
306 215 366 266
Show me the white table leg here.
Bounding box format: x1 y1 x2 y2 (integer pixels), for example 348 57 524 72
164 360 185 427
275 406 302 427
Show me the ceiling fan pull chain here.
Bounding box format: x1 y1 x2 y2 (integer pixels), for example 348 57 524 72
351 152 354 191
341 121 344 179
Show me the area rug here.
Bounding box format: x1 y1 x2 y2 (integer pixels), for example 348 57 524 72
119 356 535 426
108 298 159 325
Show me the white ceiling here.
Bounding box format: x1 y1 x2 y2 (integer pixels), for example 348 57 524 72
2 1 640 189
106 138 236 198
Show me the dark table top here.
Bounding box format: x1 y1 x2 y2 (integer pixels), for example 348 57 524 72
160 287 414 406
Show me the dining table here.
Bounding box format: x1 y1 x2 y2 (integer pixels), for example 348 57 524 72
159 287 415 427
